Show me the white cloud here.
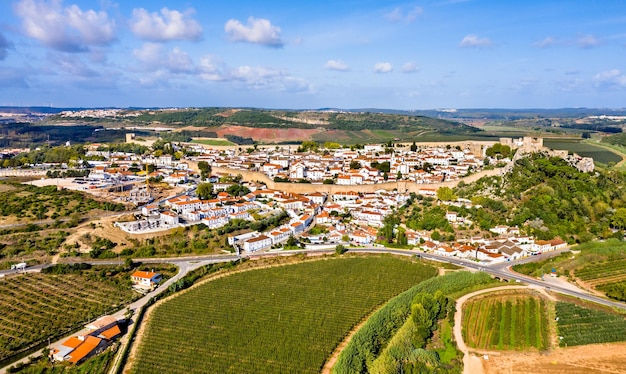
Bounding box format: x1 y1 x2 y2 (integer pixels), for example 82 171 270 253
324 59 350 71
224 17 284 47
374 62 393 73
534 36 556 48
594 69 626 89
0 32 12 60
14 0 116 52
401 62 419 73
130 7 202 42
198 56 226 81
133 43 195 74
385 6 423 22
577 34 600 49
230 65 313 93
458 34 492 48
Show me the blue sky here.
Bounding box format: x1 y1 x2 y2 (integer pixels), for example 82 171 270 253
0 0 625 109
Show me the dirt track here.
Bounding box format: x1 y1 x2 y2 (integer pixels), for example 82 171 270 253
455 285 626 374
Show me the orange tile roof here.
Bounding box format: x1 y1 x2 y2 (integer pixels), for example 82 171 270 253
62 336 84 349
68 336 101 364
131 271 159 279
99 324 121 340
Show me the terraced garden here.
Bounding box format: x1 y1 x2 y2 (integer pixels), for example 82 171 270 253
556 302 626 346
130 256 437 374
0 272 136 364
462 292 549 351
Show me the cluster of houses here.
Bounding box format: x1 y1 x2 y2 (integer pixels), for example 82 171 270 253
422 231 567 264
195 143 485 185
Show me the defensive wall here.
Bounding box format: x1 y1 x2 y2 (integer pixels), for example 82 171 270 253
211 166 507 194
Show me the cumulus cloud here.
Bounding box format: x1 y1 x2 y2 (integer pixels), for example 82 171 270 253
386 6 423 22
224 17 283 47
133 43 195 74
324 59 350 71
198 56 226 81
594 69 626 89
401 62 419 73
130 7 202 42
534 36 556 48
0 33 13 60
230 65 313 93
14 0 116 52
577 34 600 49
458 34 492 48
374 62 393 73
131 44 312 93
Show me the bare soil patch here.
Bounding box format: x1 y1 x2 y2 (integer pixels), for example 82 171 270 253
215 125 320 142
481 342 626 374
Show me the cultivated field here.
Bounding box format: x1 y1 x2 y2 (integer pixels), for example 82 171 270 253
0 272 136 363
462 292 549 351
574 258 626 299
555 301 626 347
512 239 626 302
543 138 622 164
191 138 235 146
130 256 437 374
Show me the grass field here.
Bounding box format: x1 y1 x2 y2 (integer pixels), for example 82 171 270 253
130 256 436 374
543 138 622 164
191 138 235 146
0 272 136 363
556 302 626 347
462 292 549 351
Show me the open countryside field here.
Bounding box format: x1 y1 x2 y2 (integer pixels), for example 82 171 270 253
0 271 136 365
462 291 549 351
191 138 235 146
512 240 626 302
130 256 437 374
543 138 622 164
555 301 626 347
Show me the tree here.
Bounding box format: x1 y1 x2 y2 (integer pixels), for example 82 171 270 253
196 183 214 199
430 230 441 241
349 160 361 170
410 142 418 152
612 208 626 230
397 229 408 246
197 161 212 179
436 186 457 201
485 143 512 159
335 244 347 255
286 235 298 247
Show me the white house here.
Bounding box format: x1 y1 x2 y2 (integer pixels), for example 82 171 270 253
131 271 162 289
243 235 272 252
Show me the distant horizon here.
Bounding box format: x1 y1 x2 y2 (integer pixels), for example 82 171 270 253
1 1 625 108
2 105 626 113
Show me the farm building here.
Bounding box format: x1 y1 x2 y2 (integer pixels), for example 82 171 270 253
52 316 123 364
131 271 162 290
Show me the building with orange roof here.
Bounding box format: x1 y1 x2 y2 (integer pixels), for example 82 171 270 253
67 336 104 364
131 271 162 289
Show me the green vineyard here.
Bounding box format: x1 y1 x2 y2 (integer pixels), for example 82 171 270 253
462 293 549 350
131 256 437 374
555 302 626 347
0 272 136 362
